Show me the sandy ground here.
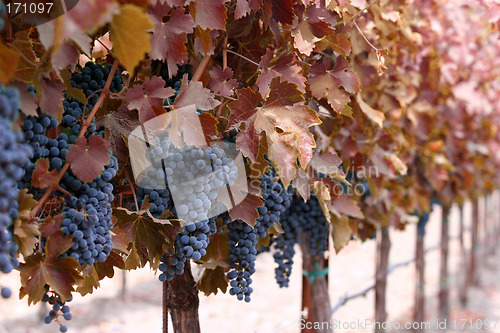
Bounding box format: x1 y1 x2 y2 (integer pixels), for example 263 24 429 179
1 202 499 333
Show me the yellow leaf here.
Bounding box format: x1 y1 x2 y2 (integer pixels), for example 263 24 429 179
110 5 154 71
332 215 352 253
0 43 20 83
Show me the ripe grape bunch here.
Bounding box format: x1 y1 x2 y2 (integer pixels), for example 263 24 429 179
41 285 73 333
148 141 238 282
70 61 123 110
226 169 292 301
273 195 329 287
0 85 33 297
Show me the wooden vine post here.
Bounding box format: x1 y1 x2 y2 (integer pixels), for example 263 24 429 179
375 227 391 332
164 260 201 333
438 205 450 322
467 200 479 288
414 223 425 331
300 233 331 333
458 205 468 306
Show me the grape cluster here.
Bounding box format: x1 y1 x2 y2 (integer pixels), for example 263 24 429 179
59 156 118 265
225 170 292 300
158 217 217 281
0 85 33 293
41 286 73 332
151 60 192 88
70 61 123 110
144 136 238 281
143 139 238 223
273 195 329 287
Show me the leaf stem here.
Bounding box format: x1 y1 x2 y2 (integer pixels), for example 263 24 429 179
226 49 260 67
124 167 139 212
29 58 120 220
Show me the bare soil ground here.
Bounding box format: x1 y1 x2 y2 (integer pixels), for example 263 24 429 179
1 203 499 333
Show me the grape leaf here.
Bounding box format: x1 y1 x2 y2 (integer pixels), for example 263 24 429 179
94 250 125 279
228 194 263 226
150 7 194 77
110 4 154 72
113 208 182 268
331 215 352 253
325 33 352 56
96 105 141 166
66 136 111 183
190 0 230 30
308 57 360 113
196 266 228 296
173 75 220 111
199 231 229 268
355 94 385 127
12 81 38 116
330 194 364 219
0 43 20 84
235 0 262 19
51 42 79 71
40 77 65 121
12 32 36 83
31 159 59 189
39 215 64 239
256 50 306 97
125 76 174 123
19 231 82 305
271 0 294 24
208 66 237 97
199 113 219 144
229 78 321 187
76 266 100 296
292 20 321 56
13 190 40 257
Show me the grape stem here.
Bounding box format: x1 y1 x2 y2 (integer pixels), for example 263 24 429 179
28 58 120 221
215 35 229 119
192 54 211 82
123 167 139 212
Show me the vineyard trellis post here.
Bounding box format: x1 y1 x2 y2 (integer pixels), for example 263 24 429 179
300 233 331 333
438 205 450 321
414 222 425 332
458 205 467 306
375 227 391 332
467 200 480 288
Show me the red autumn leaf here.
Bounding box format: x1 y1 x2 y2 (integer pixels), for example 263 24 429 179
150 7 194 77
325 33 352 57
173 75 220 111
228 194 263 227
271 0 294 24
51 42 79 71
330 194 364 219
308 57 360 113
190 0 230 30
256 49 306 97
235 0 262 19
31 159 59 189
208 66 237 97
199 113 219 144
66 136 111 183
39 77 65 121
12 81 37 116
19 231 81 304
229 78 321 187
125 76 174 123
96 105 141 166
